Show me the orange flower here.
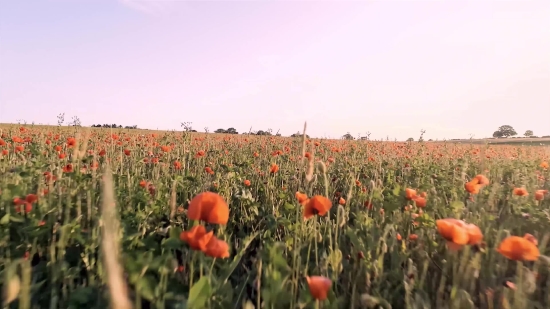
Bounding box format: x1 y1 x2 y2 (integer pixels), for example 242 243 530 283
513 187 529 196
63 164 73 173
405 188 417 200
523 233 538 246
295 192 309 205
25 194 38 204
413 197 427 208
180 225 212 250
243 179 251 186
187 192 229 225
66 137 76 147
540 161 548 169
195 150 206 158
303 195 332 220
270 163 279 173
436 218 483 248
202 236 230 258
535 189 548 201
474 174 489 186
13 197 32 213
306 276 332 301
364 201 373 210
338 197 346 205
497 236 540 261
44 171 56 182
180 225 230 258
465 181 481 194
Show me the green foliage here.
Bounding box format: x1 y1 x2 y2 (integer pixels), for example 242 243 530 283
494 125 517 138
0 124 549 309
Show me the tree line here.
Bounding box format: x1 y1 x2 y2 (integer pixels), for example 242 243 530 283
65 118 547 140
90 124 139 129
492 125 549 138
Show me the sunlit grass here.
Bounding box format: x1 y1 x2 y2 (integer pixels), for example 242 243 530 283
0 124 549 309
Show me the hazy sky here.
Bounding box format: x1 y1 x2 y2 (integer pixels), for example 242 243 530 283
1 1 549 140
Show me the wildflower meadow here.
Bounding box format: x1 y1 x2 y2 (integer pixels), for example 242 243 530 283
0 124 549 309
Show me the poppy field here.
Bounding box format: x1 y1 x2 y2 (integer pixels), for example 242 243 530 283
1 125 549 309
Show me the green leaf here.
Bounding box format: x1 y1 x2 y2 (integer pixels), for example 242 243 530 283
68 287 94 305
187 276 212 309
162 237 183 250
0 214 10 225
384 202 401 213
346 227 362 248
170 226 183 239
450 201 465 212
283 203 295 211
136 275 156 301
221 232 259 284
9 214 25 223
392 185 401 196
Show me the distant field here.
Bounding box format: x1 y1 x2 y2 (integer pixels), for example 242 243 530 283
1 122 550 308
445 137 550 146
2 123 549 145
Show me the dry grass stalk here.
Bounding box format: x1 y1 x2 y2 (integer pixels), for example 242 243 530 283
305 142 315 183
101 165 133 309
301 122 307 164
169 179 177 221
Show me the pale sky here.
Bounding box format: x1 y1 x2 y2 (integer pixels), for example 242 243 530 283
1 0 549 140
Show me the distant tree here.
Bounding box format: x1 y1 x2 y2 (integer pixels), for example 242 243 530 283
69 116 82 127
342 133 354 140
180 122 194 132
418 129 426 142
406 137 414 142
214 128 226 133
226 127 238 134
57 113 65 126
493 125 517 138
255 130 272 136
524 130 534 137
290 132 310 138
